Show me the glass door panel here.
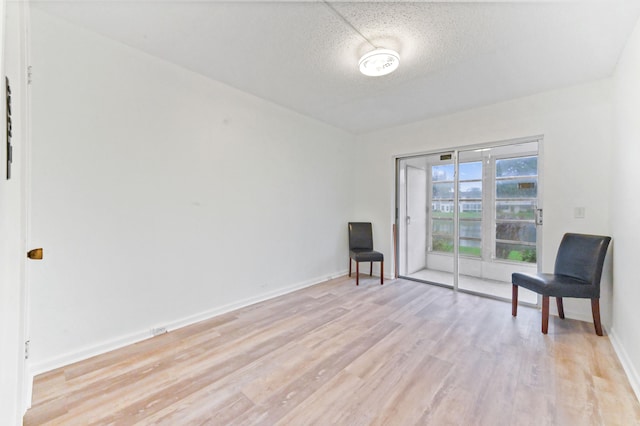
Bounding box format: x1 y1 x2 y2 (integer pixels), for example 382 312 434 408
456 143 539 303
397 153 454 287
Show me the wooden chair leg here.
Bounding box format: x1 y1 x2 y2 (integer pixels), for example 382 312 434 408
380 260 384 285
348 258 352 277
512 285 518 317
542 296 549 334
592 298 603 336
556 297 565 319
356 262 359 286
370 261 373 276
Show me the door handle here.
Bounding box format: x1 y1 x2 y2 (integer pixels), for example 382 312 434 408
27 248 43 260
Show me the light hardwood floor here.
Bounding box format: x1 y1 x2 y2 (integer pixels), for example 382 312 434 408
24 276 640 425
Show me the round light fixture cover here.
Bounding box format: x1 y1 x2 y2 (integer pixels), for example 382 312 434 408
359 48 400 77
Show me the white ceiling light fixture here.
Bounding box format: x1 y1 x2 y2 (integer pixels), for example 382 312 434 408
359 48 400 77
321 2 400 78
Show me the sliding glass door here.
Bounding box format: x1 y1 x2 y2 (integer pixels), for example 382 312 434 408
396 139 541 304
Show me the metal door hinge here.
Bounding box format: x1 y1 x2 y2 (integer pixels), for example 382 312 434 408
27 66 33 84
535 208 543 226
25 340 30 359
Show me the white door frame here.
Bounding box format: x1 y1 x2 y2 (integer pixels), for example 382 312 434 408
0 0 33 421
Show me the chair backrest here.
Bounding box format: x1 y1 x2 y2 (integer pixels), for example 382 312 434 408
554 233 611 286
348 222 374 250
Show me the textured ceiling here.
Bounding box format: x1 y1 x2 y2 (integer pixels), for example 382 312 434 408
31 1 640 134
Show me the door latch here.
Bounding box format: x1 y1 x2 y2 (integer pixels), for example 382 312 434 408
535 209 543 226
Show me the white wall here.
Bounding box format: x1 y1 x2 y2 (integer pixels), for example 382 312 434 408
0 0 29 423
611 15 640 400
28 9 354 373
354 79 613 324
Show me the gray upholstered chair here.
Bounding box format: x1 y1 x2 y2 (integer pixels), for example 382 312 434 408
348 222 384 286
512 233 611 335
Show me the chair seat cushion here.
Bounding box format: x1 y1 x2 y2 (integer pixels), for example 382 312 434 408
350 249 383 262
512 272 598 298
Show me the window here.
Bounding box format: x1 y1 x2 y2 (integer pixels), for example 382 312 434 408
429 155 538 264
431 164 454 253
495 156 538 263
459 162 482 256
430 162 483 256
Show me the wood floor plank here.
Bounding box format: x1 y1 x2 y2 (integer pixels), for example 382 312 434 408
274 370 364 426
24 277 640 425
231 320 402 425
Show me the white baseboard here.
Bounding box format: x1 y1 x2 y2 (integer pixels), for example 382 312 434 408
608 327 640 403
30 327 155 376
30 270 348 376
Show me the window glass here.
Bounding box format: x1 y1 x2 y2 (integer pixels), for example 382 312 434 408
495 155 538 263
460 220 481 239
432 201 454 218
459 182 482 200
496 201 535 220
432 236 454 253
432 164 454 181
460 238 481 256
496 243 537 263
496 178 537 199
459 162 482 180
496 156 537 178
432 219 453 236
432 182 453 199
496 223 536 243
